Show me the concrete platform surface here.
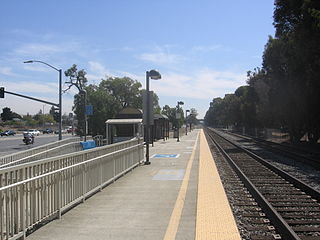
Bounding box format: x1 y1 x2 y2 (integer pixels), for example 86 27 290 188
27 130 201 240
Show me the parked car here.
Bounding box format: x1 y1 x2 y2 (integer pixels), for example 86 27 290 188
66 127 74 133
24 129 40 136
54 129 67 134
0 130 16 136
43 128 53 134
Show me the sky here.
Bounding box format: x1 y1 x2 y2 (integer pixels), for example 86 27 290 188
0 0 275 119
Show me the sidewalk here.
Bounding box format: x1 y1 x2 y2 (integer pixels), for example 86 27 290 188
27 129 201 240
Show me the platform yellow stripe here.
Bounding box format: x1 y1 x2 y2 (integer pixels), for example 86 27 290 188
196 130 241 240
163 132 199 240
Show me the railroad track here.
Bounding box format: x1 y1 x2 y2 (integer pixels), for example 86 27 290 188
205 127 320 240
221 130 320 170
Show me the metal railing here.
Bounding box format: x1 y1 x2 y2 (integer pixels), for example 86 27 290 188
0 138 141 188
0 137 81 166
0 140 144 240
0 142 83 169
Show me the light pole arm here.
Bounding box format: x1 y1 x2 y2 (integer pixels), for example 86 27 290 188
24 60 62 140
24 60 60 72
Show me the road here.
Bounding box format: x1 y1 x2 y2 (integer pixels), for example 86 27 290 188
0 134 75 155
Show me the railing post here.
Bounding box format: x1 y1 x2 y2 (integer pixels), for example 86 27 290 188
0 189 3 240
99 158 103 191
20 183 26 239
113 154 116 182
82 164 86 203
5 189 9 238
56 172 61 219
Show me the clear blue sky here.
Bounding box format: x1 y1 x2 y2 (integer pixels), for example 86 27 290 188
0 0 275 118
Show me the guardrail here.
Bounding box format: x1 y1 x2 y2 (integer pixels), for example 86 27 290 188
0 142 83 169
0 140 144 240
0 137 81 166
0 138 141 188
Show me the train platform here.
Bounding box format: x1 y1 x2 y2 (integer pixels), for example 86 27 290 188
26 129 241 240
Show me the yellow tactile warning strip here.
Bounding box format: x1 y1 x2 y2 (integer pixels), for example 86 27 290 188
195 130 241 240
163 132 200 240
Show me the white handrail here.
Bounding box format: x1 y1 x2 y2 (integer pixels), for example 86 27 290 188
0 137 81 166
0 141 144 239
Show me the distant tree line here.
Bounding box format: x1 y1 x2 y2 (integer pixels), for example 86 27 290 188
205 0 320 143
65 65 199 137
0 107 71 127
162 106 199 129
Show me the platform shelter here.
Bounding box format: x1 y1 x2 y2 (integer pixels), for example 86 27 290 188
105 107 170 144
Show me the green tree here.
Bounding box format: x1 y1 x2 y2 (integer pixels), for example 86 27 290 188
161 105 183 129
22 114 38 127
1 107 13 121
100 77 142 109
261 0 320 142
234 86 258 128
49 106 59 122
65 64 88 136
188 108 199 126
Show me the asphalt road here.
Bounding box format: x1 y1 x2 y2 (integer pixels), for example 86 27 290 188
0 134 75 156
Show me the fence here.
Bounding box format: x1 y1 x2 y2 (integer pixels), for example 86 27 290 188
0 138 141 188
0 142 83 169
0 140 144 240
0 137 81 167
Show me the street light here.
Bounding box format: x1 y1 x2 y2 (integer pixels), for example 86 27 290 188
176 101 184 142
185 109 190 135
145 70 161 165
24 60 62 140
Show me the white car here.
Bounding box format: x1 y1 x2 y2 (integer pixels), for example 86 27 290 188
25 129 40 136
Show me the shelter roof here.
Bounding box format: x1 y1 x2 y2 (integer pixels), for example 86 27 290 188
105 118 142 124
117 107 142 115
154 113 169 120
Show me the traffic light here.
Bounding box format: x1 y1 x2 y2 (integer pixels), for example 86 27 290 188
0 87 4 98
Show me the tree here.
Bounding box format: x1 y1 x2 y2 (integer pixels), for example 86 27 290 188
49 106 59 122
65 64 88 136
234 86 258 128
1 107 13 121
22 114 38 127
204 98 223 127
65 67 162 136
161 105 184 129
100 77 142 109
188 108 199 126
262 0 320 142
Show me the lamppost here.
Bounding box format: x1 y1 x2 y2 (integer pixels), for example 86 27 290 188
145 70 161 165
185 109 190 135
176 101 184 142
24 60 62 140
80 90 87 141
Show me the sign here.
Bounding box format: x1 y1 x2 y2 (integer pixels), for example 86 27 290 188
176 113 181 119
85 105 93 115
151 154 180 158
142 91 154 125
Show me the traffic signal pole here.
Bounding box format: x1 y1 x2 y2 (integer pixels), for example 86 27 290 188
2 90 59 107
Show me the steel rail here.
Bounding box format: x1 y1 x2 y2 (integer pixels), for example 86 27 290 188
212 128 320 201
223 130 320 170
205 128 308 240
